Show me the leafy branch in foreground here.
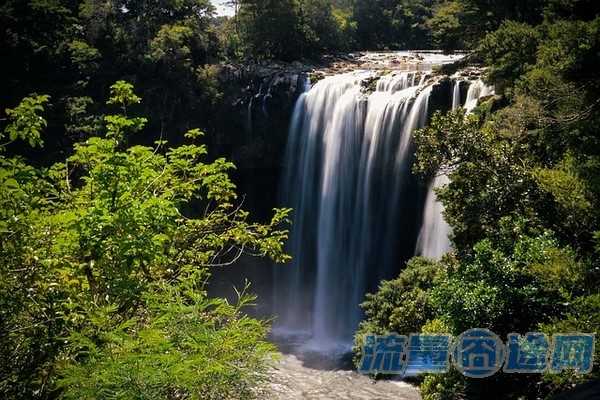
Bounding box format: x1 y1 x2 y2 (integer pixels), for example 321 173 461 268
0 82 290 399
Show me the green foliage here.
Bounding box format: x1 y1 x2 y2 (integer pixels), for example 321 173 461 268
431 235 584 335
0 84 290 399
67 40 101 77
535 17 600 80
332 6 358 47
64 96 101 137
106 81 142 108
413 109 487 177
478 21 540 92
236 0 301 60
353 257 446 366
420 369 466 400
57 273 276 400
348 0 550 52
540 294 600 395
149 24 195 66
353 0 436 50
0 157 60 399
426 1 468 52
534 154 595 235
2 95 50 149
234 0 352 60
543 0 600 22
2 0 221 158
232 0 516 57
301 0 356 53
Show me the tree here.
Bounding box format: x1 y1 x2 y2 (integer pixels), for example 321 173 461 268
478 21 540 92
353 0 398 49
462 0 547 29
0 82 291 399
237 0 303 60
426 1 469 51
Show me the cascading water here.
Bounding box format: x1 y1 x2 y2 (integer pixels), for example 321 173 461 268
415 79 460 259
274 53 493 350
276 69 433 349
452 78 461 110
416 78 495 259
416 173 453 259
465 79 494 112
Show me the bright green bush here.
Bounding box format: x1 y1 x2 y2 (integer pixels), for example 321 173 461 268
353 257 446 366
57 273 276 400
0 82 290 399
478 21 540 92
539 294 600 396
431 234 584 335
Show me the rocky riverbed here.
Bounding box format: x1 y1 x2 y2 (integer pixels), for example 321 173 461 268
262 353 422 400
255 334 422 400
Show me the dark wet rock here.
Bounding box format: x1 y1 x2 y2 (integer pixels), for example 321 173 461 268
206 62 312 220
361 75 380 93
428 76 453 115
212 63 310 170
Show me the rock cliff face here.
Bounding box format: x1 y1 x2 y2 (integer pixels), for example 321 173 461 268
206 63 312 310
212 63 310 170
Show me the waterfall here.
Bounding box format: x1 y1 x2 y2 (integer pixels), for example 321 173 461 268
452 78 461 110
275 68 496 350
276 70 433 349
465 79 494 112
415 80 460 259
416 78 494 259
416 172 453 259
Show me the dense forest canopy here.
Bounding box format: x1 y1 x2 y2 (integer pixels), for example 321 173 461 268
4 0 599 156
1 0 600 399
